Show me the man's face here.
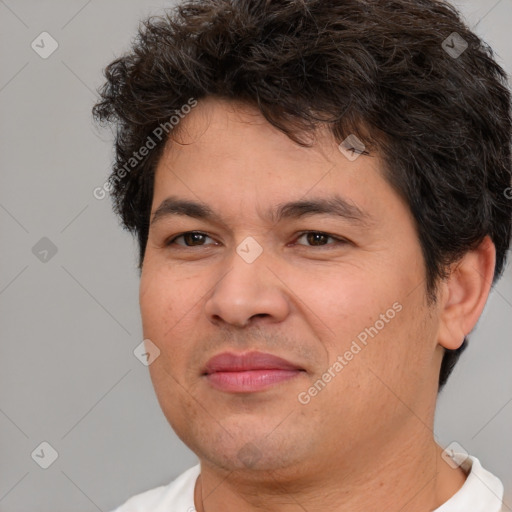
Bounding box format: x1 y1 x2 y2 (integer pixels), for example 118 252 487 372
140 97 443 475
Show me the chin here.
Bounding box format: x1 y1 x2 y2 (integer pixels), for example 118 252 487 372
180 420 314 474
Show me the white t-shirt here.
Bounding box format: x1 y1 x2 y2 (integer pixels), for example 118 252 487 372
111 455 504 512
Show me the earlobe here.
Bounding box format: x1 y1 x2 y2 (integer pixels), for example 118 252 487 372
437 236 496 351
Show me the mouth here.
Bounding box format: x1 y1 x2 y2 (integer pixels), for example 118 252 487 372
202 351 306 393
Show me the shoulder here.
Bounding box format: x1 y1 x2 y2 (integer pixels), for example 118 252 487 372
110 464 200 512
435 455 504 512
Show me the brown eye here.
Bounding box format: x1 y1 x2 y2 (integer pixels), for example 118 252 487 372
295 232 348 248
166 231 214 247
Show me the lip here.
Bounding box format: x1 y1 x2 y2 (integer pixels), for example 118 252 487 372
203 351 305 393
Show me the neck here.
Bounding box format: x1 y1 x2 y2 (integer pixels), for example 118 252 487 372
194 430 467 512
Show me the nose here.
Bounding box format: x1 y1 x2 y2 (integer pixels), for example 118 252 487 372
204 248 291 328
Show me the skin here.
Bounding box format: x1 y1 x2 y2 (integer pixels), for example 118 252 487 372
139 96 496 511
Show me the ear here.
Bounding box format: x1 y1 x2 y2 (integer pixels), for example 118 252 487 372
437 236 496 350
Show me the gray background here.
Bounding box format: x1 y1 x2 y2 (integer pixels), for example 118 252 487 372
0 0 511 510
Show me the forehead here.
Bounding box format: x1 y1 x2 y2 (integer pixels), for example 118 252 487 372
151 97 411 229
165 96 344 165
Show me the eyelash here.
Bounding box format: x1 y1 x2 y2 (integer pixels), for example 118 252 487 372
165 231 349 249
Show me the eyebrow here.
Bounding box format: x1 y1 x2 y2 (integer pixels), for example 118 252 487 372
150 194 373 228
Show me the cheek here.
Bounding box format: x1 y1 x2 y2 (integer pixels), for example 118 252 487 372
139 268 197 419
315 300 433 432
287 264 401 346
356 293 436 407
139 262 197 339
139 263 208 385
302 263 430 384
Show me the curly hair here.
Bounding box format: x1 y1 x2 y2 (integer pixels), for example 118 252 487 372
92 0 512 390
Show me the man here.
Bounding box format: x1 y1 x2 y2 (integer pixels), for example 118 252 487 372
93 0 511 510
